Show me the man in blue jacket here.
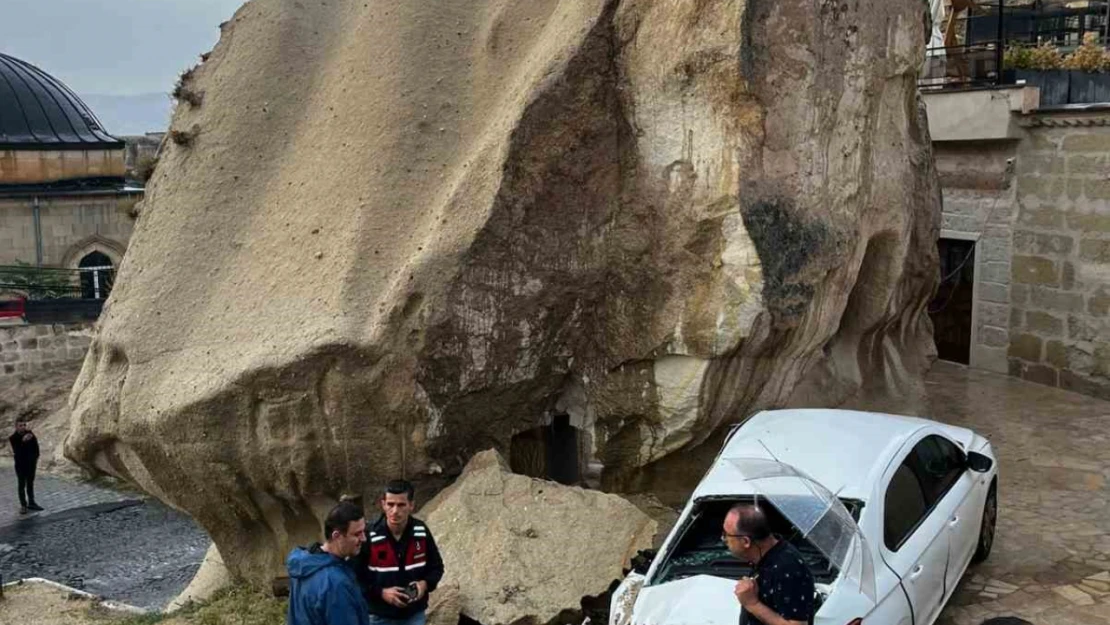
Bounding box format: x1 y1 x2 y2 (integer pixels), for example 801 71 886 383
287 501 370 625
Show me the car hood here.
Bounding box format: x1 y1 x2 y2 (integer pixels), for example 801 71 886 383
631 576 740 625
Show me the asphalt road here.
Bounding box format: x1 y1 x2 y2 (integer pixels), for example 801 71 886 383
0 497 208 609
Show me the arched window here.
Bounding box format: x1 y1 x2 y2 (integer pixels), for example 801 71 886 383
78 251 114 299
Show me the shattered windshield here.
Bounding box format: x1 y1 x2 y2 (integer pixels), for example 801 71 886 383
652 497 863 585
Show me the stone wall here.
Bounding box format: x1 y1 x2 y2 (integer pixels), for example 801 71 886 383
0 194 137 268
931 110 1110 401
1008 124 1110 399
934 141 1019 374
0 323 94 377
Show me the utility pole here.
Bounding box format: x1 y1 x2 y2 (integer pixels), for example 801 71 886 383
1104 0 1109 46
997 0 1005 84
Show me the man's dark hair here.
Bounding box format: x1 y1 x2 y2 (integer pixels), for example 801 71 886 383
383 479 415 501
324 501 364 540
729 503 772 541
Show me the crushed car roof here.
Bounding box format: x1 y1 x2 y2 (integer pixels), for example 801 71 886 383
694 408 935 502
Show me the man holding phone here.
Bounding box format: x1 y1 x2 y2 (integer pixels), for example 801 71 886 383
9 418 42 514
353 479 444 625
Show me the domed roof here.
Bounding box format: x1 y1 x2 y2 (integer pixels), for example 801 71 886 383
0 53 123 149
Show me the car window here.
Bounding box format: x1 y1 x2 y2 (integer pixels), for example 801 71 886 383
652 501 754 585
884 461 928 551
652 498 862 585
911 435 966 504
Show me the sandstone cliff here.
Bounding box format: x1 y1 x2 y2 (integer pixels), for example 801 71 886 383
66 0 940 582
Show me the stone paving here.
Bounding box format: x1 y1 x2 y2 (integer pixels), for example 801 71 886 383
851 360 1110 625
0 465 137 531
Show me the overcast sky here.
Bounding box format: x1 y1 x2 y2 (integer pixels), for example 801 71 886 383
1 0 245 96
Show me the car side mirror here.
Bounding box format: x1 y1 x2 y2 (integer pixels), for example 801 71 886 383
630 548 656 575
967 451 993 473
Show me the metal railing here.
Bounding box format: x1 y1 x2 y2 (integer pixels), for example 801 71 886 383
921 1 1110 92
0 264 115 300
967 4 1110 51
0 265 113 323
920 42 1005 90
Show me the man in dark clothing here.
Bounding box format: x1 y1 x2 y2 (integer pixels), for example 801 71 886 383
352 480 444 625
723 504 816 625
9 419 42 514
287 501 370 625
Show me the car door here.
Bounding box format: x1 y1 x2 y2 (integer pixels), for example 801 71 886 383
917 435 980 589
879 438 952 625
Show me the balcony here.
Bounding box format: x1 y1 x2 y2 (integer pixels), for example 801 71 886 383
922 1 1110 106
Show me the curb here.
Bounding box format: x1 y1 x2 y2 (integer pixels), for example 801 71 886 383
1 577 147 615
0 499 144 536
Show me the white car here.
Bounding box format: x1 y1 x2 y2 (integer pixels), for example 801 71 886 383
610 408 998 625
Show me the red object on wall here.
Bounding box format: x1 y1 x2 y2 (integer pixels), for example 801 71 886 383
0 297 26 319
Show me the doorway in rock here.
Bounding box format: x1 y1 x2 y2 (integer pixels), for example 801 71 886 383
929 238 976 365
509 414 582 485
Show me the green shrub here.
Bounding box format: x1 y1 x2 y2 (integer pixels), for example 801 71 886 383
1004 44 1034 70
89 586 286 625
1063 33 1110 72
1028 42 1064 70
187 586 286 625
0 261 75 299
1007 36 1110 73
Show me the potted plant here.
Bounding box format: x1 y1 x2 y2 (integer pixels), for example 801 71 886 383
1005 42 1068 105
1004 34 1110 105
1062 33 1110 104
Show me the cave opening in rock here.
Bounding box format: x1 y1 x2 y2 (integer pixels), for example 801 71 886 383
929 237 976 365
509 414 584 486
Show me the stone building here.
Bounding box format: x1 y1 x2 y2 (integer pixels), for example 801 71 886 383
924 86 1110 400
0 53 142 293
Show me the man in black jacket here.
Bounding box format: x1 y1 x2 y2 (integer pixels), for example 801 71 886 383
9 419 43 514
725 504 814 625
352 480 444 625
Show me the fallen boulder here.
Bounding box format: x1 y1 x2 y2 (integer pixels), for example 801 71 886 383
65 0 940 582
426 581 463 625
421 450 656 625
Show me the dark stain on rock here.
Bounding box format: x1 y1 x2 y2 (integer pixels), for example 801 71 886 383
740 0 758 84
740 196 829 322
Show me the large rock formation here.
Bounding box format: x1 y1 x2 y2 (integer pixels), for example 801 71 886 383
166 544 231 612
421 450 655 625
66 0 941 582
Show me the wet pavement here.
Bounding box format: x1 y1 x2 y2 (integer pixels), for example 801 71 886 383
2 359 1108 621
0 466 208 609
851 360 1110 625
0 466 135 527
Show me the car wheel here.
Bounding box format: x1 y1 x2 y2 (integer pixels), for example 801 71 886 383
972 481 997 564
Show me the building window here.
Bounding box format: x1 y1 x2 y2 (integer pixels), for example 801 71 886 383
78 251 115 299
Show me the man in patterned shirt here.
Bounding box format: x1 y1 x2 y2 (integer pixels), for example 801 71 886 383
723 504 816 625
